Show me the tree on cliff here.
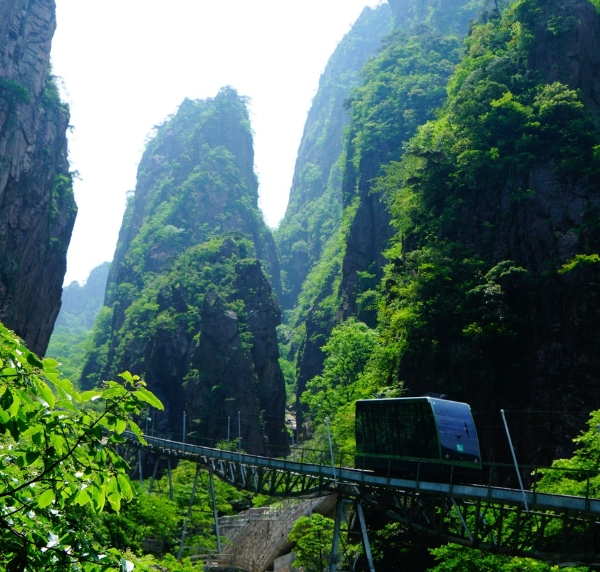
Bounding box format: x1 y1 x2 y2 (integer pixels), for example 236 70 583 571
0 322 162 571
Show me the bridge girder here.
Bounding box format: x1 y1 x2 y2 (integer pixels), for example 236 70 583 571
126 433 600 565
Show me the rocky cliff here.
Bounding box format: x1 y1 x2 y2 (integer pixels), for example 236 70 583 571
290 0 482 428
81 89 287 455
378 0 600 463
0 0 76 355
274 5 393 310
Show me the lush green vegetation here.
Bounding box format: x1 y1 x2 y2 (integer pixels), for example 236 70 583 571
428 544 588 571
0 321 162 570
0 77 29 105
90 459 253 562
47 262 110 383
288 514 350 572
368 0 600 402
83 234 265 385
275 4 393 309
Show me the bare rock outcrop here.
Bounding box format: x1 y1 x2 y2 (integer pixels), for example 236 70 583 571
0 0 76 355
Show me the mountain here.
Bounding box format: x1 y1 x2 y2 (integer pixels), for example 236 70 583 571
0 0 76 355
376 0 600 463
275 4 393 310
81 88 287 455
284 0 484 433
46 261 110 383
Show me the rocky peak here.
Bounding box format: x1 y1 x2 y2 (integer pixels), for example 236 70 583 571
81 90 286 454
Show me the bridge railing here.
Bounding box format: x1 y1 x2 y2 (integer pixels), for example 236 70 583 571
132 429 600 499
129 435 600 513
218 506 287 528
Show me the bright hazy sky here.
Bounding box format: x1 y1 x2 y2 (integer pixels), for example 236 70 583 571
51 0 384 285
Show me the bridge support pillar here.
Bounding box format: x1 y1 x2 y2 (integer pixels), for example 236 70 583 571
356 502 375 572
137 449 143 484
329 495 344 572
168 457 174 500
178 463 201 561
149 456 161 493
210 469 222 554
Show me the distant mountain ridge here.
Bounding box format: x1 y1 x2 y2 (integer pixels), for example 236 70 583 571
46 262 110 383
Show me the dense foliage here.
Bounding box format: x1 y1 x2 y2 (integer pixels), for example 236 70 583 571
288 514 336 572
0 322 162 571
370 0 600 445
275 4 393 309
90 459 253 562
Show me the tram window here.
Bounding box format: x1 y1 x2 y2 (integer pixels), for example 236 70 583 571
361 407 376 454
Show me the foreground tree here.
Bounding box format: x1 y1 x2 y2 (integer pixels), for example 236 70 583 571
0 322 162 571
288 514 335 572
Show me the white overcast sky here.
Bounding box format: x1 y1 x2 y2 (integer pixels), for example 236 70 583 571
51 0 384 285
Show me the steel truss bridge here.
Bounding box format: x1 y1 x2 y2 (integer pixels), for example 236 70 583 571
125 432 600 569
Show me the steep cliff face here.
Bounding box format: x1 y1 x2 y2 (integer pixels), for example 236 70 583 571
0 0 76 355
378 0 600 463
338 0 483 323
291 1 480 426
81 89 287 454
274 5 393 310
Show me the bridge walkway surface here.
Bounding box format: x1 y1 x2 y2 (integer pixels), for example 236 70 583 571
125 432 600 567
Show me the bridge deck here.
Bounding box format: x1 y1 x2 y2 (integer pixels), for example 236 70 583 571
126 432 600 564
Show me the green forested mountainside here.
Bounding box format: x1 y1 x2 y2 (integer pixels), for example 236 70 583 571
374 0 600 464
298 0 600 464
46 262 110 383
80 88 287 454
290 1 600 567
337 0 485 323
274 4 393 310
290 2 481 433
387 0 485 31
